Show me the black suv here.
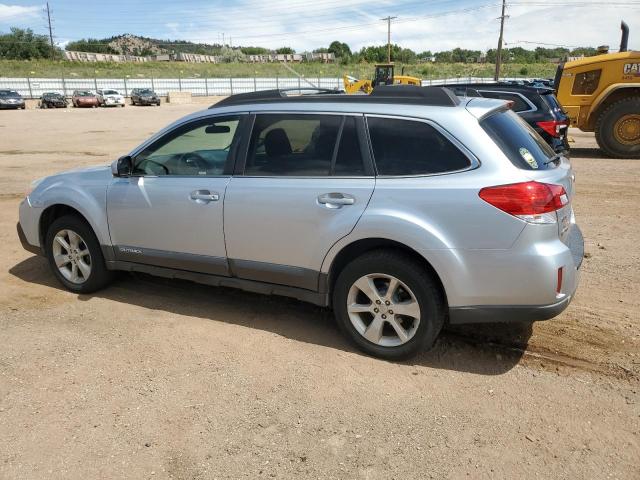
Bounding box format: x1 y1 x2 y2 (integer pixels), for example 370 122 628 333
443 83 569 154
39 92 68 109
131 88 160 106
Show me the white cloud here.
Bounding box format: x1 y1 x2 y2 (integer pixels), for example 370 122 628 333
164 0 640 53
0 3 41 23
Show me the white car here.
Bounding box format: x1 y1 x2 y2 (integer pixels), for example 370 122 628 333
96 89 125 107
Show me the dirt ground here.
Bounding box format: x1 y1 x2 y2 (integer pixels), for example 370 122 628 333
0 103 638 480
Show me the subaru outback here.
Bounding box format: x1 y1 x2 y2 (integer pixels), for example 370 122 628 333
17 86 583 359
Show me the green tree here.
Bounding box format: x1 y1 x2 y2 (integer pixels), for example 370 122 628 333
328 40 352 60
0 27 60 60
276 47 295 54
66 38 117 54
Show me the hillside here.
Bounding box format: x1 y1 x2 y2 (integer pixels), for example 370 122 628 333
66 34 223 56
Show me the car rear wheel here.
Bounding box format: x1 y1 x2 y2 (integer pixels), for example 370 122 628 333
332 250 445 360
45 215 114 293
595 97 640 159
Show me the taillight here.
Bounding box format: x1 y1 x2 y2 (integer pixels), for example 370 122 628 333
479 181 568 224
536 119 568 138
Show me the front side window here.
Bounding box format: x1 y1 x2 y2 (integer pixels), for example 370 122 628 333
572 69 601 95
133 116 241 176
367 117 471 176
245 114 342 176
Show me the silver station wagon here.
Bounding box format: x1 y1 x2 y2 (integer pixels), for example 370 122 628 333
17 86 583 359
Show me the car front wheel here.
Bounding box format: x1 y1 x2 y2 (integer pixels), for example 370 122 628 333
332 250 445 360
45 215 114 293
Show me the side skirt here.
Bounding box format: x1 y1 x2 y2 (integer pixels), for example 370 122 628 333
107 260 330 307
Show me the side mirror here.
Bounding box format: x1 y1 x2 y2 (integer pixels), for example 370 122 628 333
111 155 132 177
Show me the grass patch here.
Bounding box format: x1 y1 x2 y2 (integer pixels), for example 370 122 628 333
0 59 558 80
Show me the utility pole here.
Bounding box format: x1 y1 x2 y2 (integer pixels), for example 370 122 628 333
494 0 508 80
46 2 55 59
381 16 397 63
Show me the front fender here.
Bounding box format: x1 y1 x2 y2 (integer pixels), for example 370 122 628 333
29 172 111 246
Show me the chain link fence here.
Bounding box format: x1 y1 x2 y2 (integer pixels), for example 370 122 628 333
0 76 532 99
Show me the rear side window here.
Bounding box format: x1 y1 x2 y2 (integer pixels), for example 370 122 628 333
481 110 556 170
572 69 601 95
479 91 532 112
245 114 367 177
367 117 471 176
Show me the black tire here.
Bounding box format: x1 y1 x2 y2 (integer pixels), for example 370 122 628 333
594 96 640 159
332 249 445 360
131 98 136 106
45 215 114 294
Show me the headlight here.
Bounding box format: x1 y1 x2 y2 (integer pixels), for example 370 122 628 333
0 99 7 104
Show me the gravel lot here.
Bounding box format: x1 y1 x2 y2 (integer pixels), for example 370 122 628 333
1 104 638 479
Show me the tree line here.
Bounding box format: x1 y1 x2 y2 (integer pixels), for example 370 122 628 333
1 28 598 64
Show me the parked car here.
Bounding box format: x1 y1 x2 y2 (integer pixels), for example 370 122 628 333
443 82 570 153
72 90 99 108
17 86 583 360
97 89 125 107
0 90 25 109
39 92 68 109
131 88 160 106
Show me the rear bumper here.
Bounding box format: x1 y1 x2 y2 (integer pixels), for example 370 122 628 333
446 224 583 325
449 295 573 324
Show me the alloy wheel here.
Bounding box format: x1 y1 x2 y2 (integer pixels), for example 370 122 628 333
52 229 92 284
347 273 421 347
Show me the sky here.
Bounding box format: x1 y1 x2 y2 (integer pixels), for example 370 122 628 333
1 0 639 53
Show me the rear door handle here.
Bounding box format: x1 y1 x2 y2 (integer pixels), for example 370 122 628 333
190 190 219 203
317 193 355 208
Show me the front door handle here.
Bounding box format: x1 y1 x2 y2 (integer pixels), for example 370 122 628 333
317 193 355 208
190 190 219 203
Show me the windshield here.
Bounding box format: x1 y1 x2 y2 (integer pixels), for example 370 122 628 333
138 89 153 95
481 109 557 170
103 90 118 95
44 93 62 98
76 91 93 96
0 90 19 97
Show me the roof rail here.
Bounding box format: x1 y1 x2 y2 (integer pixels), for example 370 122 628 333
370 85 460 106
210 85 461 108
212 87 343 108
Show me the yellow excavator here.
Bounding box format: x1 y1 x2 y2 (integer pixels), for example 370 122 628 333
343 63 421 94
555 21 639 158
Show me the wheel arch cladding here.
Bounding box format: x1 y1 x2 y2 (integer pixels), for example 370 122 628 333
326 238 448 309
39 204 102 249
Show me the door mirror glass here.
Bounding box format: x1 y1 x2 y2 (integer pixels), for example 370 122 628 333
112 155 132 177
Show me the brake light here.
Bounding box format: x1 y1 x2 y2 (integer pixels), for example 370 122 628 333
536 120 568 138
479 181 568 224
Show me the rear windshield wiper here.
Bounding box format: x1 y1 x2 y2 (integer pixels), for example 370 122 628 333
543 153 564 166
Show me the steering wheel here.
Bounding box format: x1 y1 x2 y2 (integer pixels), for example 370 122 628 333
137 158 169 176
180 152 208 173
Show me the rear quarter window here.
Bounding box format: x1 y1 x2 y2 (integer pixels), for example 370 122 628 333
479 91 532 112
367 117 471 176
481 110 557 170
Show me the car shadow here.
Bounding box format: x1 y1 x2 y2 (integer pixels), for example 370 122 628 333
9 255 532 376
